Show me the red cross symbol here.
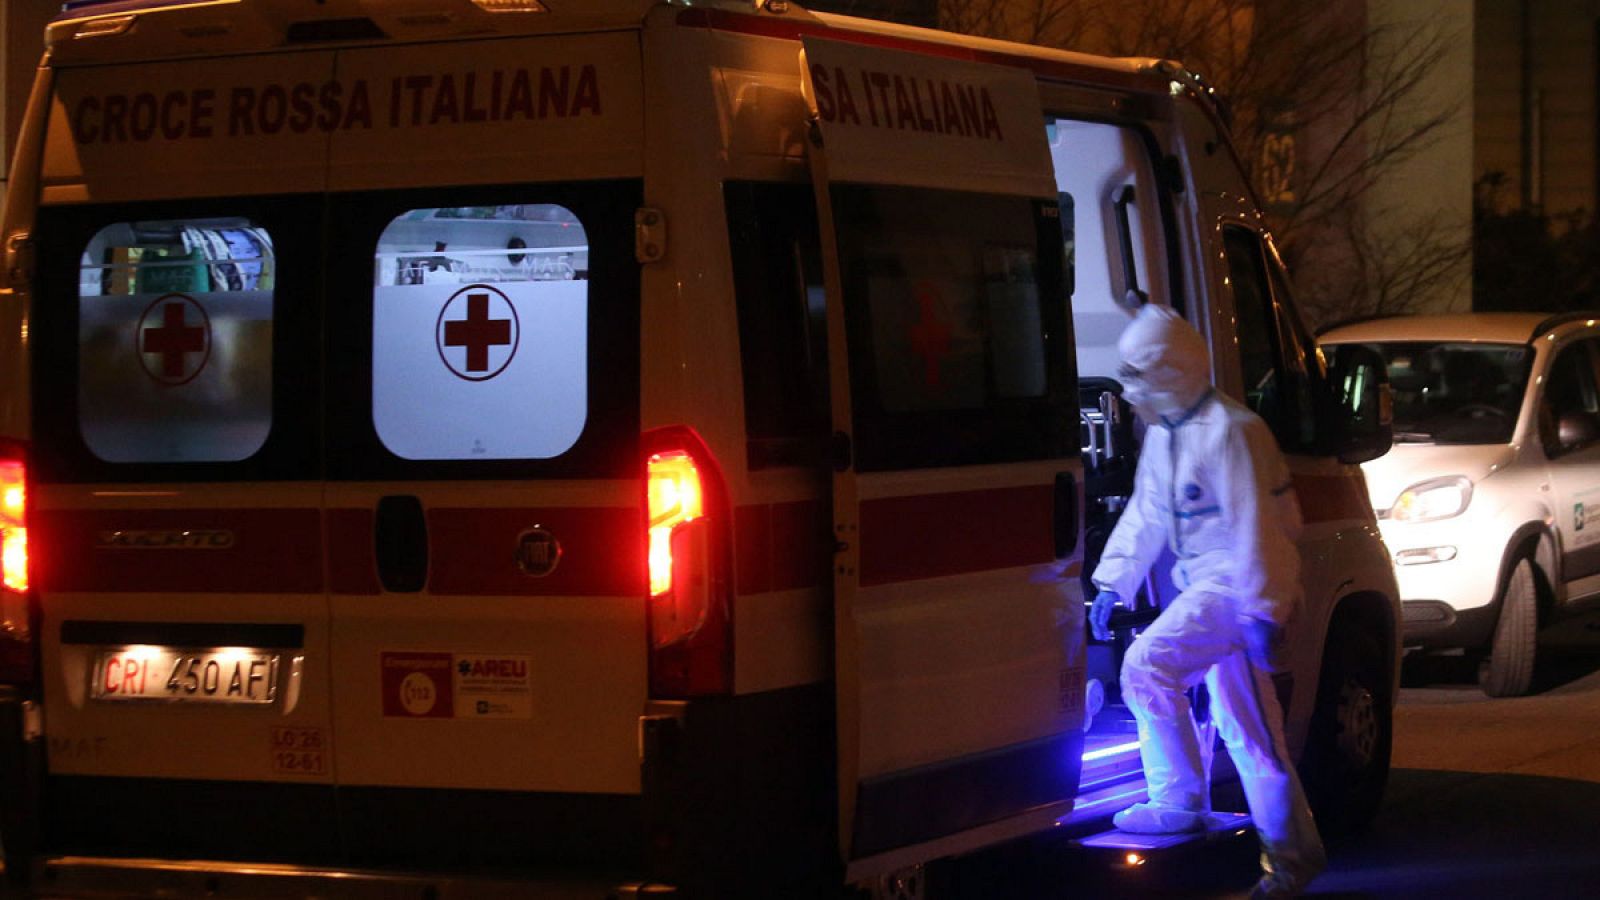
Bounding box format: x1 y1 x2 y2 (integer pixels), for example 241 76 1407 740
907 282 952 389
435 284 519 381
137 294 211 385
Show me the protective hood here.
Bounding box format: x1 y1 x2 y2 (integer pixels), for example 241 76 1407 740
1117 304 1211 422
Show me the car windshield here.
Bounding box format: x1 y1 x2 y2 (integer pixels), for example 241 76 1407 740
1354 341 1531 444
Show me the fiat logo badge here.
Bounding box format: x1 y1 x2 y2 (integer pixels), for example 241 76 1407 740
516 528 562 577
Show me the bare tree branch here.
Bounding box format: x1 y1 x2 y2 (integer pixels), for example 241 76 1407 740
930 0 1469 324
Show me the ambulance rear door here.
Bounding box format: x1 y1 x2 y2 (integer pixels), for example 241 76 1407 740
800 38 1086 876
318 32 648 869
30 50 339 860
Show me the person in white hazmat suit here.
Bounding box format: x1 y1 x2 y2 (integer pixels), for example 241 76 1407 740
1088 304 1326 899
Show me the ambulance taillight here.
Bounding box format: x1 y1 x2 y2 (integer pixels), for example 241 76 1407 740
644 428 731 697
0 448 31 685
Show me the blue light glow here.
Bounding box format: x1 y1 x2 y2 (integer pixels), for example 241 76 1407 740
1082 739 1142 762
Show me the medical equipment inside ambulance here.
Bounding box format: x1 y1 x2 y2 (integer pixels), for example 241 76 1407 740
373 205 588 287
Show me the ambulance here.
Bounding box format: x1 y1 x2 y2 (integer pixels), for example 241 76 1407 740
0 1 1401 897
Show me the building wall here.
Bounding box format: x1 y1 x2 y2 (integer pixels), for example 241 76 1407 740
1530 0 1600 216
1366 0 1475 314
1476 0 1600 218
1475 0 1523 208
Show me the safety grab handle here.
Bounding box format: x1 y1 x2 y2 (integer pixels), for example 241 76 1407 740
1112 184 1149 311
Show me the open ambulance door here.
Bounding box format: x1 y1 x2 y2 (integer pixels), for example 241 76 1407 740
799 38 1088 879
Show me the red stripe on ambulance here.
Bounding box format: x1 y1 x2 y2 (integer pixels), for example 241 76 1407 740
424 506 642 597
35 508 323 593
327 507 381 595
858 485 1055 587
735 500 829 594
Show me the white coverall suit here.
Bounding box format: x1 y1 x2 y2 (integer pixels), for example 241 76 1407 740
1090 305 1325 895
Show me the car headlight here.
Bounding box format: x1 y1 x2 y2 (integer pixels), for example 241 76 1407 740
1389 476 1473 523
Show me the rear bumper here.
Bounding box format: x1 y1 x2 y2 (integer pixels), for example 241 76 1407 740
8 684 835 898
39 776 643 872
13 856 654 899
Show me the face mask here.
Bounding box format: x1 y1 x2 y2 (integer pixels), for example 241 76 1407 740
1118 362 1187 423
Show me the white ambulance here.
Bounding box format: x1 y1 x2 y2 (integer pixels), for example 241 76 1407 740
0 1 1400 897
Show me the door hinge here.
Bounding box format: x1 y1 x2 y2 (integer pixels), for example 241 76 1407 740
22 699 40 742
5 231 34 293
635 208 667 264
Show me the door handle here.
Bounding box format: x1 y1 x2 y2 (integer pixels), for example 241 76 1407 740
1054 472 1078 559
374 495 428 593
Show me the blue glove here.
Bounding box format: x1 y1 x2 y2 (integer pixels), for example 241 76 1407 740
1242 617 1285 671
1090 590 1121 642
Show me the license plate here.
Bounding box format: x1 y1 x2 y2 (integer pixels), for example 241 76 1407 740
92 647 280 705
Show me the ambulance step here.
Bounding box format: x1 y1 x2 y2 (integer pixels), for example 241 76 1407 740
1076 811 1252 852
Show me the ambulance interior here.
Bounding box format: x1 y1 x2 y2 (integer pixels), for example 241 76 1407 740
1049 116 1187 818
371 205 590 288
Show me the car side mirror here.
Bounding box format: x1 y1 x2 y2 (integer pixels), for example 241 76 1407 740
1558 411 1600 453
1323 344 1393 465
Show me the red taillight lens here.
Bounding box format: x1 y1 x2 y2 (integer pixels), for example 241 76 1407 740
0 448 32 686
0 459 27 593
648 450 703 599
643 427 731 698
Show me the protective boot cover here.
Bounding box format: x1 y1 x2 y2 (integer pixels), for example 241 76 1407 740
1111 801 1207 834
1252 836 1329 899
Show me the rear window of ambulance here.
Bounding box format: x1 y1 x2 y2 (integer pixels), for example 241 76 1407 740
321 179 641 482
31 183 640 484
30 195 322 484
77 218 275 463
371 205 589 461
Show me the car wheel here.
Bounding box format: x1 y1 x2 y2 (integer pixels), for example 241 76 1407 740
1300 620 1391 838
1478 556 1538 698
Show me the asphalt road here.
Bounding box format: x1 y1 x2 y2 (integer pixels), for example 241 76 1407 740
941 613 1600 899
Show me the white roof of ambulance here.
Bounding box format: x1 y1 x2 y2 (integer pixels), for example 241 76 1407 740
46 0 1169 96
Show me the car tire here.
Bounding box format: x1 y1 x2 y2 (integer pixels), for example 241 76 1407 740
1478 555 1538 698
1300 619 1391 838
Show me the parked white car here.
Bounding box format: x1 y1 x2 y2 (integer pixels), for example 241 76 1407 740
1321 312 1600 696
